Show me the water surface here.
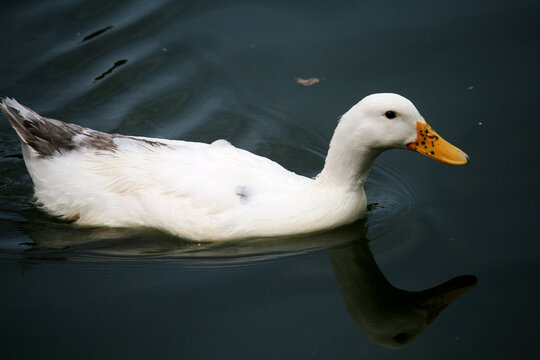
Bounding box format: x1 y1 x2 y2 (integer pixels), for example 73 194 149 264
0 0 538 358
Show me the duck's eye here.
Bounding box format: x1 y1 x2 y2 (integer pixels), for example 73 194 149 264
385 111 397 119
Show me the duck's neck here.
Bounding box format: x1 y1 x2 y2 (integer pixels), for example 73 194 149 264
316 141 380 190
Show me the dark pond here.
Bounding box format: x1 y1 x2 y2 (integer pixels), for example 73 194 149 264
0 0 538 358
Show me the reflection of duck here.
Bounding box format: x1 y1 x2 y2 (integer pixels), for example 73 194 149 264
2 94 468 241
331 241 476 348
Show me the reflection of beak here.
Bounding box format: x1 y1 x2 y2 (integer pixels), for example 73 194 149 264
418 274 477 325
406 119 469 165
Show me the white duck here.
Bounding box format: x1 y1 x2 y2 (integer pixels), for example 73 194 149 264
2 94 468 241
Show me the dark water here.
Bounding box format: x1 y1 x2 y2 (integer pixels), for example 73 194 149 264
0 0 538 358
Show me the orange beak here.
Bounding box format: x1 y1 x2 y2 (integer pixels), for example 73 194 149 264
406 120 469 165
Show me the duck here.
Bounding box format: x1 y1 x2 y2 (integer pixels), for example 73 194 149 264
1 94 468 241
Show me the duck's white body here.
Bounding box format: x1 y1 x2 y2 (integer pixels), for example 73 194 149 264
2 94 468 241
24 135 364 241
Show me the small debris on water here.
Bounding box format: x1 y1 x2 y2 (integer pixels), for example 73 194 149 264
478 122 483 126
296 77 321 86
468 85 474 90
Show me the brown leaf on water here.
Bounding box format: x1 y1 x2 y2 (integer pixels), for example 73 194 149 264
296 77 321 86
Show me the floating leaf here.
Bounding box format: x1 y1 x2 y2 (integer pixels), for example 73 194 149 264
296 77 321 86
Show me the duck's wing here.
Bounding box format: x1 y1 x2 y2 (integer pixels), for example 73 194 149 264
87 135 309 205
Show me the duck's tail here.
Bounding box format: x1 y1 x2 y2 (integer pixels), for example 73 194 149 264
1 98 71 157
1 98 117 157
1 98 43 145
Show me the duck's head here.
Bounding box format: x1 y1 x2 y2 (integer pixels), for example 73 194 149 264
334 93 469 165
